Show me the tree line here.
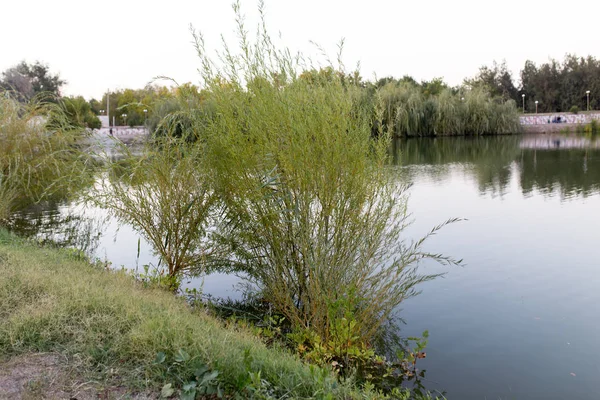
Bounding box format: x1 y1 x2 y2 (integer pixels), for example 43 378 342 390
7 54 600 133
466 55 600 113
2 60 522 136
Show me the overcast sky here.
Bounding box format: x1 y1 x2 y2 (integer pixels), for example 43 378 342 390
2 0 598 100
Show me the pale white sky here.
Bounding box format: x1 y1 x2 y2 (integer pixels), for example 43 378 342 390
2 0 598 100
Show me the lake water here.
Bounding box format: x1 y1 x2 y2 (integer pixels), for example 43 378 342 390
8 134 600 399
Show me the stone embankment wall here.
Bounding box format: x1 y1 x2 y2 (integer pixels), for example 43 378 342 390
520 113 600 133
93 127 148 136
520 113 600 125
89 127 148 146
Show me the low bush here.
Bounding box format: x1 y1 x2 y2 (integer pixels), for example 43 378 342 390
89 137 221 289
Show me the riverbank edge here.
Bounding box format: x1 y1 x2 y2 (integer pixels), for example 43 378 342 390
0 229 370 399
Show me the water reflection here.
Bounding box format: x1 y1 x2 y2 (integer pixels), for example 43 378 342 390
4 201 106 258
519 148 600 199
395 135 600 200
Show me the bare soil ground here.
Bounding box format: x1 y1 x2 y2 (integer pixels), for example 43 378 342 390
0 354 154 400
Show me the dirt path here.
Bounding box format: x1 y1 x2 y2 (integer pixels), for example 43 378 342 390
0 354 153 400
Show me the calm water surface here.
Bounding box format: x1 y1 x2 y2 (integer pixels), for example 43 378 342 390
9 134 600 399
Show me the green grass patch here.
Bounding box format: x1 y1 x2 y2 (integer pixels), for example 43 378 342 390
0 230 378 399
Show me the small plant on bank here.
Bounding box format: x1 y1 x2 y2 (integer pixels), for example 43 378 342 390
153 349 224 399
202 290 436 396
90 136 222 290
132 264 182 291
559 126 572 135
588 119 600 136
569 105 580 114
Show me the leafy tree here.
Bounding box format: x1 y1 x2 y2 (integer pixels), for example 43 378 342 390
96 85 174 127
421 77 448 97
518 55 600 112
60 96 101 129
0 61 65 102
0 92 91 219
465 60 518 102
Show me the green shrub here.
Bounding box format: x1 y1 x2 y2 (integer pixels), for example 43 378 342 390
559 127 572 134
89 137 220 288
569 105 580 114
191 1 458 351
586 119 600 136
0 92 91 220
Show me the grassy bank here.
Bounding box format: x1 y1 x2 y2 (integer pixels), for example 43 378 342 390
0 230 378 399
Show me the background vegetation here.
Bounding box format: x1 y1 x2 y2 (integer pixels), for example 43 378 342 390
468 55 600 113
2 55 526 136
0 92 91 220
0 61 65 102
375 82 520 136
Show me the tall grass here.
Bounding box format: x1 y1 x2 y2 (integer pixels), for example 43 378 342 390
0 92 91 220
188 1 459 349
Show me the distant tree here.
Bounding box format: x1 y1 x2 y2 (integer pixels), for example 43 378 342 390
100 85 174 127
398 75 418 86
88 98 103 115
421 77 448 96
465 60 518 103
0 69 33 100
0 61 65 102
375 76 397 88
60 96 101 129
520 55 600 112
299 67 341 86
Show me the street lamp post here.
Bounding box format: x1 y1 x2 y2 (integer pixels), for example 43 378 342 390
106 89 110 127
586 90 591 111
535 101 539 114
143 109 148 126
122 113 127 126
522 94 525 113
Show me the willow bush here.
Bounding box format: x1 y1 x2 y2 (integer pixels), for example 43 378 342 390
90 137 220 288
0 92 91 220
150 83 217 141
379 82 521 137
190 2 457 348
